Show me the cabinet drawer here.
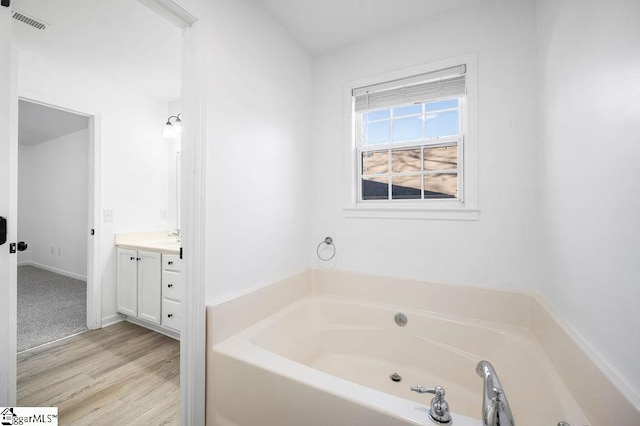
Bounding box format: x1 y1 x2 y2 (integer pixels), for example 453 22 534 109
162 270 182 302
162 299 181 332
163 254 182 272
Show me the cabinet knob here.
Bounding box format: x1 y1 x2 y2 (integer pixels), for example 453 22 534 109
168 284 174 288
136 257 141 261
168 261 174 265
130 256 135 261
167 314 173 318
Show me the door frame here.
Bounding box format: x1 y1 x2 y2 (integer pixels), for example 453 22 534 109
138 1 207 424
0 4 19 403
17 97 101 331
177 9 207 426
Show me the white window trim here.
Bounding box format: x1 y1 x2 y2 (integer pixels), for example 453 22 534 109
343 53 479 221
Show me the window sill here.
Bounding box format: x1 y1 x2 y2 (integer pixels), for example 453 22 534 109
343 204 479 221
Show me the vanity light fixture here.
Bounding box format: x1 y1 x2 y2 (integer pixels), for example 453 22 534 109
163 113 182 139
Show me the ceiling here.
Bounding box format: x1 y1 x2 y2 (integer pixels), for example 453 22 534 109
258 0 491 55
19 100 89 146
9 0 489 102
11 0 182 102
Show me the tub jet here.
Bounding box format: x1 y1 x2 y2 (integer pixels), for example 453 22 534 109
394 312 408 326
390 373 402 382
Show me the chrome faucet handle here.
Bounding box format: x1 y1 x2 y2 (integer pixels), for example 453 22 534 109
168 229 182 241
411 385 439 394
410 385 452 425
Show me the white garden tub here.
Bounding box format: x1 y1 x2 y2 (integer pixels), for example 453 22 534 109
209 287 590 426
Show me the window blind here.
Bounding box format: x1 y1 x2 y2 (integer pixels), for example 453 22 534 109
353 65 466 112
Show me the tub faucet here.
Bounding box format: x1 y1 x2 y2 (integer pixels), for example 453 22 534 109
410 385 452 425
476 361 515 426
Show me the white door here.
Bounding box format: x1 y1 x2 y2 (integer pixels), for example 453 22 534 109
0 4 18 406
116 248 138 317
137 250 161 324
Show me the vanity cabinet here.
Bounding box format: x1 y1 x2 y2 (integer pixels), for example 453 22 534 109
116 248 161 324
116 248 162 324
161 254 182 332
116 246 181 336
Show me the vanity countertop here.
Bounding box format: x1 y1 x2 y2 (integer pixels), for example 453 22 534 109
115 231 181 255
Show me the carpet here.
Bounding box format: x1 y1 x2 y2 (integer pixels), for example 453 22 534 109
17 265 88 352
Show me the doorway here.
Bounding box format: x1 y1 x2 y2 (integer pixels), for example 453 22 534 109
2 1 206 422
16 99 92 352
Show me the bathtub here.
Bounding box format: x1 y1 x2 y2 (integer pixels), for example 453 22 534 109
208 272 592 426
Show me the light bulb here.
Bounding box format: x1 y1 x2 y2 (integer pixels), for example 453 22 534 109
163 122 176 139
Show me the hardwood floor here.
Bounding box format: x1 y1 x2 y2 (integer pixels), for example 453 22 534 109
17 321 180 425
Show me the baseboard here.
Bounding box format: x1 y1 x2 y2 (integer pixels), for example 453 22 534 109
101 313 125 328
21 261 87 282
125 316 180 341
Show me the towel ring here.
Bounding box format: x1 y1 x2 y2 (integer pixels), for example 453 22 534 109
317 236 336 261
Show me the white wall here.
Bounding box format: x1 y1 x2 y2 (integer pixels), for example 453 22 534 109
309 0 540 290
14 0 311 322
16 49 173 324
202 0 312 302
18 129 89 279
537 0 640 400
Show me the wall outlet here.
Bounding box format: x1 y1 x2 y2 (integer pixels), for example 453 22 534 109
160 209 168 220
103 209 114 222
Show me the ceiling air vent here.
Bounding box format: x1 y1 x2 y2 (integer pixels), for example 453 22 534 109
12 11 49 30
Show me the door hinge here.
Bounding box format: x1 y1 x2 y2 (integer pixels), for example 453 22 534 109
9 242 16 253
180 247 183 259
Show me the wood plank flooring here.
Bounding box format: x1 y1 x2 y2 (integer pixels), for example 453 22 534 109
17 321 180 426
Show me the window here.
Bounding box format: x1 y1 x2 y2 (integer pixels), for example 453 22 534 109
344 56 478 220
355 65 465 202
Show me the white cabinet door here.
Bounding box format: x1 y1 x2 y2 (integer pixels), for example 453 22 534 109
116 248 138 317
137 250 161 324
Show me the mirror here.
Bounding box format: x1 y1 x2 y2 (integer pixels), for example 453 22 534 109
166 101 182 236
